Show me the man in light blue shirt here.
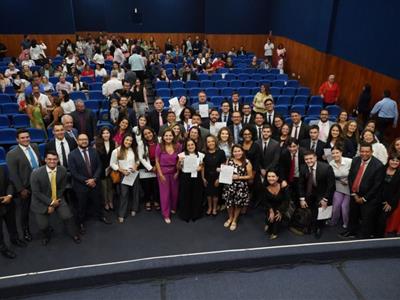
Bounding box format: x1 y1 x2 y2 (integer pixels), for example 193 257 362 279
128 49 145 81
191 91 213 116
370 90 398 137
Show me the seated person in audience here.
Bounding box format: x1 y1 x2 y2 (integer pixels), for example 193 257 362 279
157 68 170 82
299 125 325 161
182 65 198 82
227 47 237 57
41 76 54 92
40 62 54 79
56 75 73 93
102 71 123 97
248 56 259 69
204 62 215 74
211 56 225 70
260 58 272 70
241 104 254 125
225 56 235 68
309 109 334 143
237 46 247 56
0 73 12 93
191 91 213 113
95 63 107 77
219 100 233 126
169 68 181 81
81 64 94 77
297 150 335 239
25 76 45 95
290 110 309 142
5 63 20 78
21 65 33 81
194 53 206 67
53 65 64 78
72 75 89 92
30 151 81 245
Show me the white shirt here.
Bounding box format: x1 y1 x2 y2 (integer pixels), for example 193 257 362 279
113 48 125 64
318 120 330 143
329 157 352 195
56 81 73 93
243 115 251 124
61 100 76 114
356 143 388 165
92 53 105 65
264 42 274 56
110 147 137 171
46 166 57 183
55 138 71 166
95 68 108 77
102 78 123 96
30 43 47 60
34 93 52 108
19 144 39 167
291 121 302 139
265 111 274 124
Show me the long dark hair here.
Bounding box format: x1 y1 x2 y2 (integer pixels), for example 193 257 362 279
183 138 199 157
118 133 138 160
141 126 158 160
231 144 246 165
95 127 114 154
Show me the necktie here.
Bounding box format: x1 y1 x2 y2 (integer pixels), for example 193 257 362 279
263 141 268 156
294 125 299 140
306 167 314 196
83 149 92 178
159 112 164 126
60 141 68 168
235 125 239 144
50 170 57 201
258 127 262 140
288 154 295 183
224 115 227 122
244 116 248 124
234 104 238 112
27 147 39 169
352 161 366 193
311 141 316 152
268 114 272 125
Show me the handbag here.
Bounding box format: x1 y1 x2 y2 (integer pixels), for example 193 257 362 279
110 170 121 184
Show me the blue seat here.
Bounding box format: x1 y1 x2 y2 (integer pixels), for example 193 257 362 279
215 80 228 88
304 116 319 124
210 74 222 81
297 87 311 96
99 109 110 122
229 80 242 88
49 77 59 85
88 90 104 100
275 105 289 116
0 114 9 128
0 95 13 104
272 80 286 87
205 88 219 96
38 143 46 160
47 128 54 140
250 74 263 81
156 88 171 97
161 97 170 107
276 96 292 106
88 82 102 90
0 103 19 114
172 88 187 97
200 80 214 88
221 87 234 97
269 68 280 74
27 128 47 143
188 88 202 97
12 114 30 128
231 69 242 74
97 121 113 131
242 96 254 105
95 76 103 82
0 128 17 144
197 74 209 81
83 100 100 110
244 80 258 88
326 105 342 116
287 80 299 88
309 95 323 106
285 117 293 125
70 91 86 100
263 74 276 81
170 81 184 89
185 80 199 89
210 96 224 107
80 76 94 84
270 87 281 96
238 87 251 96
276 74 289 81
155 81 169 89
291 105 306 115
259 80 271 87
307 105 323 116
238 73 250 81
99 100 109 109
293 95 309 106
282 87 297 96
216 68 229 74
224 74 236 81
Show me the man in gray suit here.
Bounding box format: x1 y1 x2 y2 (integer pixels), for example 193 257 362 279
308 109 335 143
257 124 281 177
30 151 81 245
6 128 41 242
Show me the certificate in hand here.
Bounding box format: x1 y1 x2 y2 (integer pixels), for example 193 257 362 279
184 156 198 173
122 171 139 186
199 104 209 118
317 205 333 220
219 165 234 185
169 97 179 109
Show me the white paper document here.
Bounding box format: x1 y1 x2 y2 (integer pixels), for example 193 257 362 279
168 97 179 109
219 165 234 185
317 205 333 220
139 169 157 179
323 149 333 162
199 104 209 118
122 171 139 186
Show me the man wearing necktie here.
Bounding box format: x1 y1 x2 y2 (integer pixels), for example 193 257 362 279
264 99 275 125
147 98 167 135
299 125 325 161
230 92 242 113
340 143 384 239
228 111 243 144
290 111 308 141
61 114 78 141
30 151 81 245
6 129 42 242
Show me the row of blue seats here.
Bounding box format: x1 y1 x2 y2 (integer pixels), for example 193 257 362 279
156 86 310 98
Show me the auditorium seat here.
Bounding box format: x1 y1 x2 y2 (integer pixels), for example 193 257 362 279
28 128 47 143
11 114 30 128
326 105 342 117
185 80 199 88
307 105 323 116
0 114 9 128
210 73 222 81
292 96 308 106
0 146 6 167
200 80 214 88
155 81 169 89
197 74 209 81
244 80 258 88
38 143 46 159
276 96 292 106
215 80 228 88
0 103 19 115
250 74 263 81
297 87 311 96
238 74 251 81
229 80 242 88
205 88 219 96
264 74 276 81
0 94 13 104
221 87 234 97
276 74 289 81
224 73 236 81
291 105 306 115
210 96 224 107
272 80 286 87
99 110 109 122
88 91 104 100
80 76 94 83
170 81 184 89
88 83 103 90
0 128 17 144
275 105 289 116
83 100 100 111
70 91 86 100
270 87 281 96
242 96 254 105
171 88 186 97
188 88 201 97
282 87 297 96
309 95 323 106
156 88 170 97
286 80 300 88
237 87 251 96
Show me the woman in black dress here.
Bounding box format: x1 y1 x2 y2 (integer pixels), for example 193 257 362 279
202 135 226 216
177 138 205 222
95 127 116 211
264 169 290 239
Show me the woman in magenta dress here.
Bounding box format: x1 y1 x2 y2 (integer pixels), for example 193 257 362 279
155 129 181 224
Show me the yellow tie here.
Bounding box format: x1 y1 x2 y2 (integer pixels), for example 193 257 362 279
51 170 57 201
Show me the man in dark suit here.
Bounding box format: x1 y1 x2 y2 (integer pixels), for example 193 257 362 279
228 111 243 144
182 65 198 82
253 113 266 141
30 151 81 245
230 92 243 113
264 98 277 126
241 104 254 125
147 97 167 135
298 150 335 238
70 100 97 142
68 134 111 233
61 114 78 141
0 167 26 259
219 100 233 127
257 125 280 175
300 125 325 161
6 129 41 242
340 142 384 239
290 111 309 142
158 111 184 137
45 123 77 168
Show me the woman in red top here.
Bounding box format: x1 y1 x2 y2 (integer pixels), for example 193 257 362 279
319 74 340 107
81 64 95 77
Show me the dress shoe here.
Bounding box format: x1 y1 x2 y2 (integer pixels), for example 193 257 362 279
23 230 32 242
72 236 81 244
1 248 16 259
10 239 27 248
99 216 112 225
338 231 356 240
314 228 322 239
289 226 304 236
79 224 86 235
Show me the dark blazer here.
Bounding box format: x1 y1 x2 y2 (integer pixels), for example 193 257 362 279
147 109 168 135
229 103 243 114
256 138 281 171
65 128 78 141
279 148 305 181
380 169 400 209
70 109 97 141
96 140 116 179
290 122 309 142
45 136 78 159
323 138 355 159
228 123 243 144
219 113 233 127
0 167 15 216
300 139 325 161
182 72 198 82
68 147 103 191
348 156 384 204
6 144 41 193
241 113 255 125
30 166 68 214
298 161 336 204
